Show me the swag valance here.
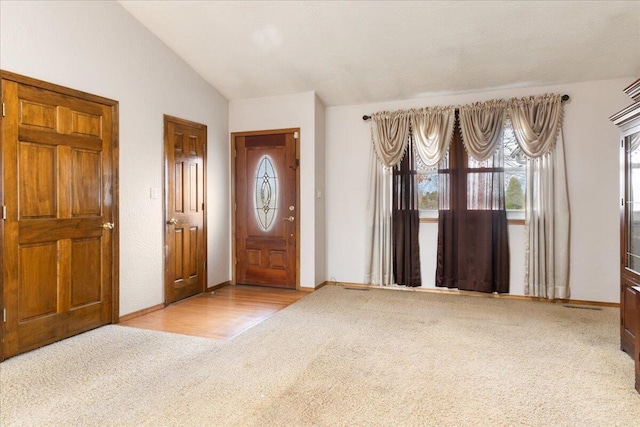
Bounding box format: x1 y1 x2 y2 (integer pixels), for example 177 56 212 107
370 94 565 165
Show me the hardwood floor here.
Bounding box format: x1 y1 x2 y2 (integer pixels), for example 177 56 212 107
120 285 308 340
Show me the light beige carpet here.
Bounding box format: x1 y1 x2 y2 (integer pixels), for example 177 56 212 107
1 285 639 426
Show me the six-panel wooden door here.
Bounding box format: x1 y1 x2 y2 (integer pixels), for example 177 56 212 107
164 116 206 304
1 72 118 359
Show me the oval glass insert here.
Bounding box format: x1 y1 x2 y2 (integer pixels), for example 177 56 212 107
254 155 278 231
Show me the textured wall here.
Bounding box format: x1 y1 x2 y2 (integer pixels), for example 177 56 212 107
0 1 230 315
325 78 634 302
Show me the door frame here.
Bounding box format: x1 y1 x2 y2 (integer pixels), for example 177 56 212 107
0 70 120 361
163 115 208 305
230 128 301 289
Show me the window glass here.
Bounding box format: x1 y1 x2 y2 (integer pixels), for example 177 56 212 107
417 173 438 210
416 119 526 219
503 120 526 217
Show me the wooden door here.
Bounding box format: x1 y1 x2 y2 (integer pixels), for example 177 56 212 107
0 72 118 360
164 115 206 304
234 130 298 289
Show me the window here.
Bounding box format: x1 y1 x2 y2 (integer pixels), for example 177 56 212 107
417 119 526 220
415 147 440 218
502 120 526 220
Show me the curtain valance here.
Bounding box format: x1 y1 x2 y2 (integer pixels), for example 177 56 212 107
370 94 565 166
411 107 456 168
371 110 411 168
371 107 455 168
459 100 507 162
508 94 564 158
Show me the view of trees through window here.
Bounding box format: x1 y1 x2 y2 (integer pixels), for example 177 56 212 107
416 120 526 212
417 172 438 210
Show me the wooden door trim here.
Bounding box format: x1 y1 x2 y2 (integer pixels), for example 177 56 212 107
0 70 119 107
163 115 208 305
230 128 300 289
0 70 120 360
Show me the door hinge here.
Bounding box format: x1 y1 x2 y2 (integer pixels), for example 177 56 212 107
294 131 299 139
234 149 237 158
3 308 6 323
234 202 237 211
622 139 624 148
622 198 625 206
2 102 5 117
1 205 6 220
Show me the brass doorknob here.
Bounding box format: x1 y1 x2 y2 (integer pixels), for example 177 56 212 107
101 222 115 230
282 216 295 222
167 218 178 225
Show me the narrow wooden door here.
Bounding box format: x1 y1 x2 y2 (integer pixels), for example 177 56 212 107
234 130 298 289
1 72 118 359
164 116 206 304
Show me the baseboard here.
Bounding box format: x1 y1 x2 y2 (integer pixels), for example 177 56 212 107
206 281 231 293
326 281 620 308
298 281 329 292
315 281 328 291
118 303 165 323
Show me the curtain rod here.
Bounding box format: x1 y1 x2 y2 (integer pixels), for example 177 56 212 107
361 94 570 121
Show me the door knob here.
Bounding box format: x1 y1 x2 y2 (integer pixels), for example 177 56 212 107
101 222 115 230
167 218 178 225
282 216 295 222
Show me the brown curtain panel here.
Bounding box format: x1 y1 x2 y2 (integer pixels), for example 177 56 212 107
392 140 421 287
436 121 509 293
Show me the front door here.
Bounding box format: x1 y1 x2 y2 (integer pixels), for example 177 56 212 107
233 129 298 289
164 115 206 304
0 71 118 359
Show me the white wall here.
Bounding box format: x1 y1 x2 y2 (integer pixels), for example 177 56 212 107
229 91 325 288
326 78 634 303
314 95 327 286
0 1 230 315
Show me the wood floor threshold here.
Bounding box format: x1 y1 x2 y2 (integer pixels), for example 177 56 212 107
206 281 231 293
119 281 233 323
326 281 620 308
119 284 308 340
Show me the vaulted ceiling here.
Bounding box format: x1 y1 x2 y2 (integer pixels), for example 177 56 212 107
119 1 640 106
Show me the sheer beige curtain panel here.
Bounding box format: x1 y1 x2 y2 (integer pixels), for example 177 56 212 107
366 110 411 285
411 107 455 167
508 94 569 299
459 100 507 161
365 147 394 286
